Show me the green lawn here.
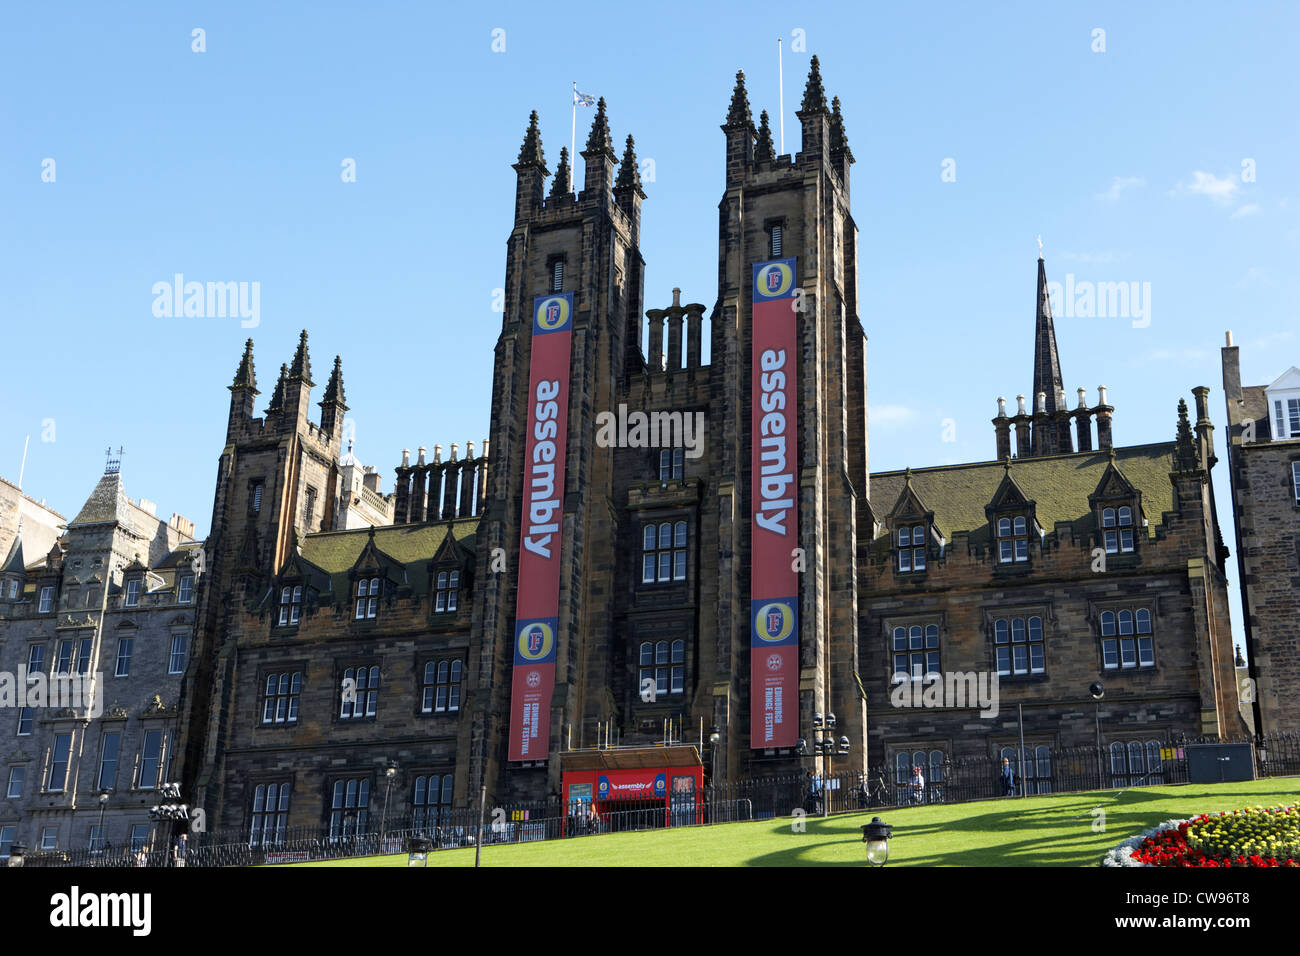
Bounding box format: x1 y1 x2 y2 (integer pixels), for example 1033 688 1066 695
293 776 1300 867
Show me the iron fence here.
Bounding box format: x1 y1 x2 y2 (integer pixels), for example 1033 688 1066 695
15 732 1299 867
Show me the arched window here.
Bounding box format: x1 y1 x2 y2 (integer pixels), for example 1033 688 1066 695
1118 610 1133 635
1100 611 1115 635
1136 609 1151 633
1145 741 1164 784
1034 745 1053 794
1127 741 1145 781
996 516 1029 563
1108 742 1127 784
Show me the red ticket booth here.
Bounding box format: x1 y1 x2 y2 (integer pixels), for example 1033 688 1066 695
560 745 704 834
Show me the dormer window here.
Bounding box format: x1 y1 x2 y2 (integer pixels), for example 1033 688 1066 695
1274 397 1300 439
1102 506 1135 554
896 525 926 572
435 571 459 613
278 586 302 626
178 574 194 604
124 580 140 607
997 516 1029 563
354 577 379 620
38 586 54 613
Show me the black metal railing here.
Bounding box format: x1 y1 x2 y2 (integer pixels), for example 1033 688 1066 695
16 732 1298 867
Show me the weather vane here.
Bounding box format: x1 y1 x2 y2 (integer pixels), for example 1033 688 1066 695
105 446 123 474
1036 235 1044 257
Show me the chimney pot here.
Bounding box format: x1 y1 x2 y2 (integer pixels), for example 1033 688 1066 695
417 446 427 467
1016 394 1027 416
401 448 410 468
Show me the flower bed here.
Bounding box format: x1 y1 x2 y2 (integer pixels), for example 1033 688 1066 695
1102 805 1300 867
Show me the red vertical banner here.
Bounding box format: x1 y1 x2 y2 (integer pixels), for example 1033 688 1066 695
750 258 800 749
508 293 573 762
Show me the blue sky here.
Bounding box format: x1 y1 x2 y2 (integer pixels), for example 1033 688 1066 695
2 2 1296 652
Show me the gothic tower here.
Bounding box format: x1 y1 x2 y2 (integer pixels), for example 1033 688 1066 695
467 102 647 801
709 59 870 778
176 332 348 824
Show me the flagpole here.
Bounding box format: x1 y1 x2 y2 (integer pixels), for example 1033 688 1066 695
777 38 784 155
571 81 578 169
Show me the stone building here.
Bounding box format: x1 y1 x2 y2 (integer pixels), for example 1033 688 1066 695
859 257 1243 787
171 60 1244 839
0 458 198 859
1220 337 1300 735
0 474 65 569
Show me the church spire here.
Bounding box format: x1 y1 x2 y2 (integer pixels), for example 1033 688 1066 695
800 55 828 113
725 69 752 129
231 338 257 391
755 110 775 162
517 110 546 168
584 97 614 155
829 96 853 163
266 363 288 416
549 146 572 199
615 135 642 193
1032 256 1064 415
288 329 313 385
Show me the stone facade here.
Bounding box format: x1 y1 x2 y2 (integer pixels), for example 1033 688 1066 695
0 465 197 859
0 61 1240 848
1221 340 1300 734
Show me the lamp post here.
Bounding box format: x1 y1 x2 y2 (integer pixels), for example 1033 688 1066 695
7 843 26 868
708 725 720 825
861 817 893 866
96 790 110 861
380 762 398 845
797 713 851 817
1090 682 1105 788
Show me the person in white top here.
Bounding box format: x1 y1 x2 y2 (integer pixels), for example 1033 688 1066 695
909 765 925 805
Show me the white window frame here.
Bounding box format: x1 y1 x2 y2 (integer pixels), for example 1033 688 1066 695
115 637 133 677
168 633 187 674
279 585 302 626
38 586 53 613
354 577 379 620
6 766 24 798
178 574 194 604
124 579 140 607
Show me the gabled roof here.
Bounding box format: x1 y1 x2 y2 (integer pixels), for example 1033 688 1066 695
1089 457 1139 501
869 443 1179 550
1265 366 1300 391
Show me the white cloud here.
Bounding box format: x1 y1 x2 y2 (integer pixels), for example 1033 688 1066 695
1230 203 1260 219
1095 176 1145 201
1172 170 1241 206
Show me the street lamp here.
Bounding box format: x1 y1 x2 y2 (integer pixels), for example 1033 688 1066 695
1090 682 1105 787
796 713 851 816
96 791 110 859
406 834 431 867
7 843 26 868
380 763 398 843
861 817 893 866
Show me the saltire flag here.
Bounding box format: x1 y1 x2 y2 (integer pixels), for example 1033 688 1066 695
574 88 596 107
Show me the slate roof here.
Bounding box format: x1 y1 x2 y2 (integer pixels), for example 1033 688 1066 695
298 519 480 598
868 443 1179 550
1 537 25 574
67 472 135 530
